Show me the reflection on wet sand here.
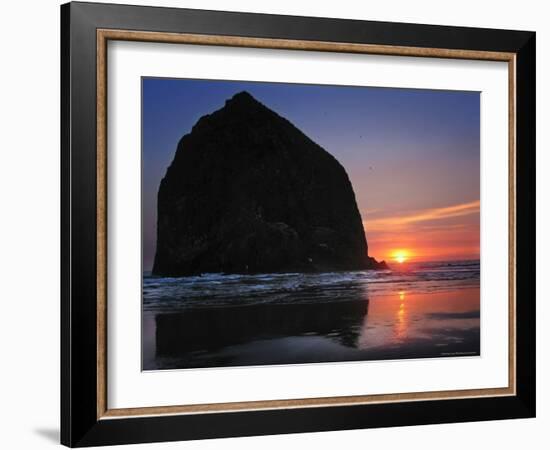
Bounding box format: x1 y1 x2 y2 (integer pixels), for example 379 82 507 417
395 295 407 342
357 287 480 355
143 284 480 370
155 298 368 355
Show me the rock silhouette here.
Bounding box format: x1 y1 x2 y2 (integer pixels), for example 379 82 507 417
152 91 387 276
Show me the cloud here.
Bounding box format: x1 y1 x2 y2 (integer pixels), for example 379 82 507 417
364 200 480 232
361 208 381 215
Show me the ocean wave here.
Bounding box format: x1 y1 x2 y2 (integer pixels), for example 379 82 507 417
142 260 480 312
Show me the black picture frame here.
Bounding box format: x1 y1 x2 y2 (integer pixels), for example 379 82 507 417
61 1 536 447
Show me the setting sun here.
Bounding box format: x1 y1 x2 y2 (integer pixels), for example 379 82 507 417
392 249 410 264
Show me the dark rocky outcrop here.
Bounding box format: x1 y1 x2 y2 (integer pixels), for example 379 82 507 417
152 91 387 276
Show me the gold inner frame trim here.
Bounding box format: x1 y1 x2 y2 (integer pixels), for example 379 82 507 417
96 28 517 420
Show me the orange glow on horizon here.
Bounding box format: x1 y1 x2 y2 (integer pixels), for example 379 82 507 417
363 200 480 263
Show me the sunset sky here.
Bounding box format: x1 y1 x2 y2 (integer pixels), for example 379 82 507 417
142 78 479 269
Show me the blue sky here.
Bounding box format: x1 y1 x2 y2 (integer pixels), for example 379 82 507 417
142 78 480 268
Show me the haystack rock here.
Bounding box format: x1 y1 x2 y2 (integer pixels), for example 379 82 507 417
152 91 388 276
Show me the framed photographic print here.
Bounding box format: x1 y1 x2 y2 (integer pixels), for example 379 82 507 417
61 1 536 447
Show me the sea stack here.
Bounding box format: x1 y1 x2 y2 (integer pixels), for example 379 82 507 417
152 91 387 276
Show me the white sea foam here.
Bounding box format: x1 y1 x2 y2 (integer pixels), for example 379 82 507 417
143 260 480 312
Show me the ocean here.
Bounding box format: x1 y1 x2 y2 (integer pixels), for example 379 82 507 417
142 260 480 370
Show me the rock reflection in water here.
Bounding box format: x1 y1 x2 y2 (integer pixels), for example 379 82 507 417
150 297 369 369
143 285 369 370
142 276 480 370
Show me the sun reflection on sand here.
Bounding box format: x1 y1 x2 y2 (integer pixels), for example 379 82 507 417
394 291 408 341
356 286 480 352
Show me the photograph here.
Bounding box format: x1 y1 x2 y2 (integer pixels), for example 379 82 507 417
55 1 537 446
141 78 481 370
